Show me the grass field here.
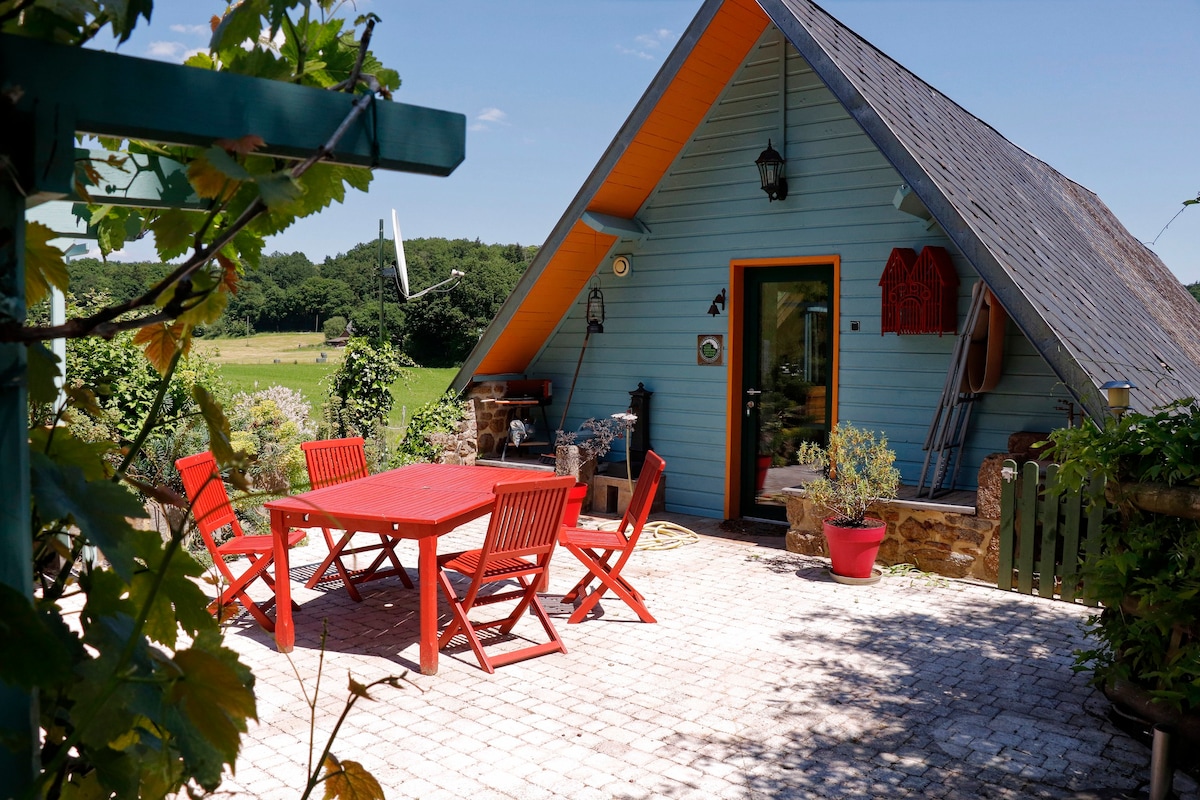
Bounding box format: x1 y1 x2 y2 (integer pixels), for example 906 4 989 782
201 334 458 431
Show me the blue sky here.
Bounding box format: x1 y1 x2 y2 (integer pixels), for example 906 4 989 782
98 1 1200 282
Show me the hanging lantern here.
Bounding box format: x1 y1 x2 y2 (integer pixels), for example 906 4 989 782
586 286 605 334
755 139 788 202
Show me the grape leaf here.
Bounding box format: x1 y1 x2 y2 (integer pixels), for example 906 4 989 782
322 756 385 800
149 209 196 261
164 634 257 790
0 584 79 690
255 171 304 210
26 341 62 408
133 322 188 375
25 221 70 306
29 451 147 581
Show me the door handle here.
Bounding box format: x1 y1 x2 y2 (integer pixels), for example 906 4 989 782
745 399 756 417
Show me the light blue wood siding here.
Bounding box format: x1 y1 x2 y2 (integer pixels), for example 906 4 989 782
527 29 1070 517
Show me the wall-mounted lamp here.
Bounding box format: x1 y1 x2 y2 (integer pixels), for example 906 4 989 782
586 286 606 334
1100 379 1136 416
755 139 788 202
707 289 726 317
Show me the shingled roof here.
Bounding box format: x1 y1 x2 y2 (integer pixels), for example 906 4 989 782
765 0 1200 415
457 0 1200 417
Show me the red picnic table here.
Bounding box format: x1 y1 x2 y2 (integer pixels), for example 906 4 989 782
264 463 549 674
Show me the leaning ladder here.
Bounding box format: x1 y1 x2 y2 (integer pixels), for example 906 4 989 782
916 284 988 498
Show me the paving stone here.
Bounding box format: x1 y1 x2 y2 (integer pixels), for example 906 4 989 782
200 513 1197 800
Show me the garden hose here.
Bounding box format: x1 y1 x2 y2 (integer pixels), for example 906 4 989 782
592 518 700 550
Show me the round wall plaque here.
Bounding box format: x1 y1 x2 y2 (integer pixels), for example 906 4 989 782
697 334 724 366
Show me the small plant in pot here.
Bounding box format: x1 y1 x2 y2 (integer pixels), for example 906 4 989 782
795 422 900 582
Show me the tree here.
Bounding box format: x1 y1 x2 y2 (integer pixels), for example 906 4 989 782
0 2 450 797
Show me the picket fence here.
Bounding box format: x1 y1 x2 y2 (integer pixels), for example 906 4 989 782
997 459 1105 605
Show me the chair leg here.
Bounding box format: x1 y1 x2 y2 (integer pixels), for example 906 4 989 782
378 535 415 589
564 546 656 624
435 570 495 674
561 549 616 603
212 556 278 631
304 529 364 602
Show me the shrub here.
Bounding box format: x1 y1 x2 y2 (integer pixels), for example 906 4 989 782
323 315 348 341
795 422 899 527
392 390 466 466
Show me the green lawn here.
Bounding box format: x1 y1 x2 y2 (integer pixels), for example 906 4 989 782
218 361 458 431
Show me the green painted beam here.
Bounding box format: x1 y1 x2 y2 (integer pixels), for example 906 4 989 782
0 32 466 202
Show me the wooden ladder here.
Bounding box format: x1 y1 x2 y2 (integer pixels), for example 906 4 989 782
916 283 988 498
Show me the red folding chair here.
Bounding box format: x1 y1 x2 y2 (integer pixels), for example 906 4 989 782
176 451 305 631
560 450 665 624
300 437 413 601
437 475 575 673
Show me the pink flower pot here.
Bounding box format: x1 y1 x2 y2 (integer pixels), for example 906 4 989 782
822 518 887 579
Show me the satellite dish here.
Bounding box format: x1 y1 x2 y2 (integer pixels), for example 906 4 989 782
387 208 466 301
390 208 410 299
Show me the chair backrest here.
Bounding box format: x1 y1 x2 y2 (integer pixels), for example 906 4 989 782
616 450 666 546
301 437 368 489
175 451 243 552
479 476 576 566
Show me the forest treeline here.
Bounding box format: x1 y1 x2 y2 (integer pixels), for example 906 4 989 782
70 237 535 366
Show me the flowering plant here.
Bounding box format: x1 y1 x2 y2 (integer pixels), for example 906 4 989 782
794 422 899 527
555 411 639 484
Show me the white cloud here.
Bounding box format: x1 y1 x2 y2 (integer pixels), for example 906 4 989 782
471 107 509 132
145 40 185 59
144 40 205 63
619 28 677 60
169 23 209 36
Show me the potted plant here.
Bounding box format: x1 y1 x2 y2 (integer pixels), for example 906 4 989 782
795 422 900 581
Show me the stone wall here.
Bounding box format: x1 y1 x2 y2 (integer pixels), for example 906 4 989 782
427 397 479 465
782 452 1026 583
784 494 1001 581
466 381 508 458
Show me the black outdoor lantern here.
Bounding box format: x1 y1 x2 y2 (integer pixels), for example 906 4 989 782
586 286 606 334
755 139 788 202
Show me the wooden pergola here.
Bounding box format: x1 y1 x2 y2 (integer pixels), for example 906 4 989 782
0 32 465 792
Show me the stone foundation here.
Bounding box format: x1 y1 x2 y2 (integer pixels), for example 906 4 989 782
783 453 1025 583
784 495 1001 582
466 381 508 458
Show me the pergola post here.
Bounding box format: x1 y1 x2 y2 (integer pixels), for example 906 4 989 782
0 125 34 795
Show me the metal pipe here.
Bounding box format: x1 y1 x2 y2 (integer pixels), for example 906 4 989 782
1149 724 1174 800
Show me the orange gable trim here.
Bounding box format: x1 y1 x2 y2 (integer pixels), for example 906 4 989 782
475 0 770 377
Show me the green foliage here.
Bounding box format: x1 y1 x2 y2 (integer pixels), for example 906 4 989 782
9 400 258 799
3 2 408 797
323 315 348 340
1050 397 1200 491
795 422 899 527
1048 401 1200 713
392 390 466 466
324 337 409 437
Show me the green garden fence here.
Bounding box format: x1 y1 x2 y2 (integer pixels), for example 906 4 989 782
997 459 1105 605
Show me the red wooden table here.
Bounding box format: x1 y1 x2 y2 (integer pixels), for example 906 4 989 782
264 463 548 674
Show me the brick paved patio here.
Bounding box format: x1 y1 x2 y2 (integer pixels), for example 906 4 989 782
210 512 1198 799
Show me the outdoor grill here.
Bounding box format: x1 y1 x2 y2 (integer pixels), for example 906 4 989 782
488 379 552 459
